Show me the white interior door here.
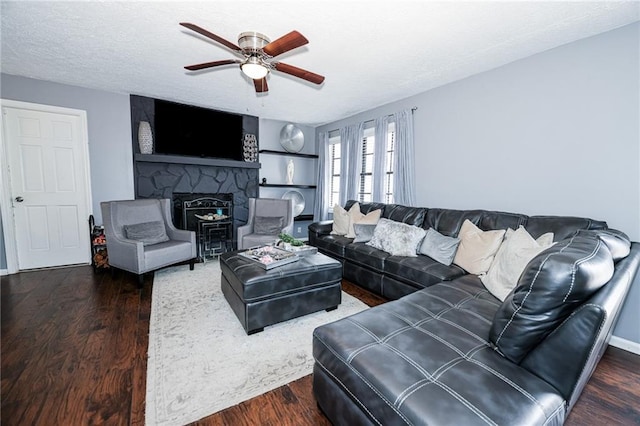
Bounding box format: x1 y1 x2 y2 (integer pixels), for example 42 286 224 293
3 104 91 270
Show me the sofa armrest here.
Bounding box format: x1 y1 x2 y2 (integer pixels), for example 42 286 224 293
105 234 145 273
237 223 253 247
309 221 333 236
520 242 640 413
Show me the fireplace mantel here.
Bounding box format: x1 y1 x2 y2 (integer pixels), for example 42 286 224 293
134 153 261 169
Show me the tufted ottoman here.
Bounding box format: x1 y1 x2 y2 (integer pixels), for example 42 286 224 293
220 251 343 335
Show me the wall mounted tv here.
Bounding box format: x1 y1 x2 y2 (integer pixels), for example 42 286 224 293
153 99 244 161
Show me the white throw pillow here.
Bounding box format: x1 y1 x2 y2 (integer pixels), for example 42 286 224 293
331 203 360 236
481 226 555 301
330 204 349 236
453 219 506 275
367 218 426 257
347 208 382 238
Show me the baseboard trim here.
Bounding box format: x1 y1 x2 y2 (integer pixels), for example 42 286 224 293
609 336 640 355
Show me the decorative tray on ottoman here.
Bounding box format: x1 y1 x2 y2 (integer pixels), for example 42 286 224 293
284 244 318 256
239 245 300 270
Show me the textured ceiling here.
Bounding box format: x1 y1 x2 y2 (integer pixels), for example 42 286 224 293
1 1 638 126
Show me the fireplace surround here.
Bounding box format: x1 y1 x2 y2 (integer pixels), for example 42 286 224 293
134 159 259 249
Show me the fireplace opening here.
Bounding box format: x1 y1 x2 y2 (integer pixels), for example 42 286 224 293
172 193 234 259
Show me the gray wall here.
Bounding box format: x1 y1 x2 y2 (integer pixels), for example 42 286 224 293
1 74 135 269
316 23 640 344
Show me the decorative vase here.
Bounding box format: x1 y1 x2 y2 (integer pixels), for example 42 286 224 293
138 121 153 154
242 133 258 162
286 159 295 184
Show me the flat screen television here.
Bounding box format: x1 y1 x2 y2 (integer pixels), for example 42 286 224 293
153 99 244 161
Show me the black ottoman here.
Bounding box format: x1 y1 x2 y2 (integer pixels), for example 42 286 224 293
220 251 343 335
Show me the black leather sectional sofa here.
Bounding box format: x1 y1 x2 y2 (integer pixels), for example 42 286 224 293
308 200 640 425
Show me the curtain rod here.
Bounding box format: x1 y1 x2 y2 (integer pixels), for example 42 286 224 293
363 106 418 126
327 106 418 135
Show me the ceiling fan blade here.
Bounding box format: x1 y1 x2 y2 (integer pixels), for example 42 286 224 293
180 22 242 52
254 78 269 93
184 59 239 71
274 62 325 85
262 30 308 57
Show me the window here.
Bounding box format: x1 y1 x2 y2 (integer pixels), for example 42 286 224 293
357 123 395 204
384 122 395 204
328 135 341 209
359 128 375 203
325 121 395 213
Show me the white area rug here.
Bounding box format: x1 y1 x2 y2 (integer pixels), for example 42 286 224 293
145 260 368 426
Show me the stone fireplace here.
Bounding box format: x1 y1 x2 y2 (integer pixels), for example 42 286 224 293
134 160 259 248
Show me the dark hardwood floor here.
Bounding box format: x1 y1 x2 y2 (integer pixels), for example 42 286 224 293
2 265 639 425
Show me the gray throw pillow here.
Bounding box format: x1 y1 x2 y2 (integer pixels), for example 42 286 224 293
418 228 461 265
254 216 284 235
123 221 169 246
367 218 426 257
353 223 377 243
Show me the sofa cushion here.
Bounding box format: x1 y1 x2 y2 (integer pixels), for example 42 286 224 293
481 227 555 301
382 204 427 226
345 243 390 272
423 208 484 237
312 234 353 259
123 220 169 246
418 228 460 266
480 211 528 232
383 255 466 290
490 231 616 363
453 220 506 275
344 200 386 215
313 276 566 425
579 228 631 261
524 215 607 241
367 218 426 257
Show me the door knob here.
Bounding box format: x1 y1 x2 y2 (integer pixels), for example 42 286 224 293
15 196 24 202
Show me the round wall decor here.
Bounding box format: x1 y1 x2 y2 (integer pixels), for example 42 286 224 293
279 124 304 153
282 190 305 217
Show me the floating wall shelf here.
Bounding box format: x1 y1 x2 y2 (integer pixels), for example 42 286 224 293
259 149 318 159
260 183 317 189
135 153 261 169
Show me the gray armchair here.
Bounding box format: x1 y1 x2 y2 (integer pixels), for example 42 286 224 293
237 198 294 250
101 198 197 286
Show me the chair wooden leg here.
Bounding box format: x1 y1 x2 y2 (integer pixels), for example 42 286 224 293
189 259 195 271
137 274 144 289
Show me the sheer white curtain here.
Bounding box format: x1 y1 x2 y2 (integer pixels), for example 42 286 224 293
314 131 330 221
393 109 416 206
339 123 363 206
372 116 389 202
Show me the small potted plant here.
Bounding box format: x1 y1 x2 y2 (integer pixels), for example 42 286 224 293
277 233 304 250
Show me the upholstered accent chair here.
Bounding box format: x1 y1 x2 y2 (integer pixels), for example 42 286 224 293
237 198 294 250
101 198 197 286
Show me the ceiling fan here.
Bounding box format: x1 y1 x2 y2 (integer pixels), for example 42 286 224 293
180 22 325 93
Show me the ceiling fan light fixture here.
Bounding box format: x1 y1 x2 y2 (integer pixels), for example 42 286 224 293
241 57 269 80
